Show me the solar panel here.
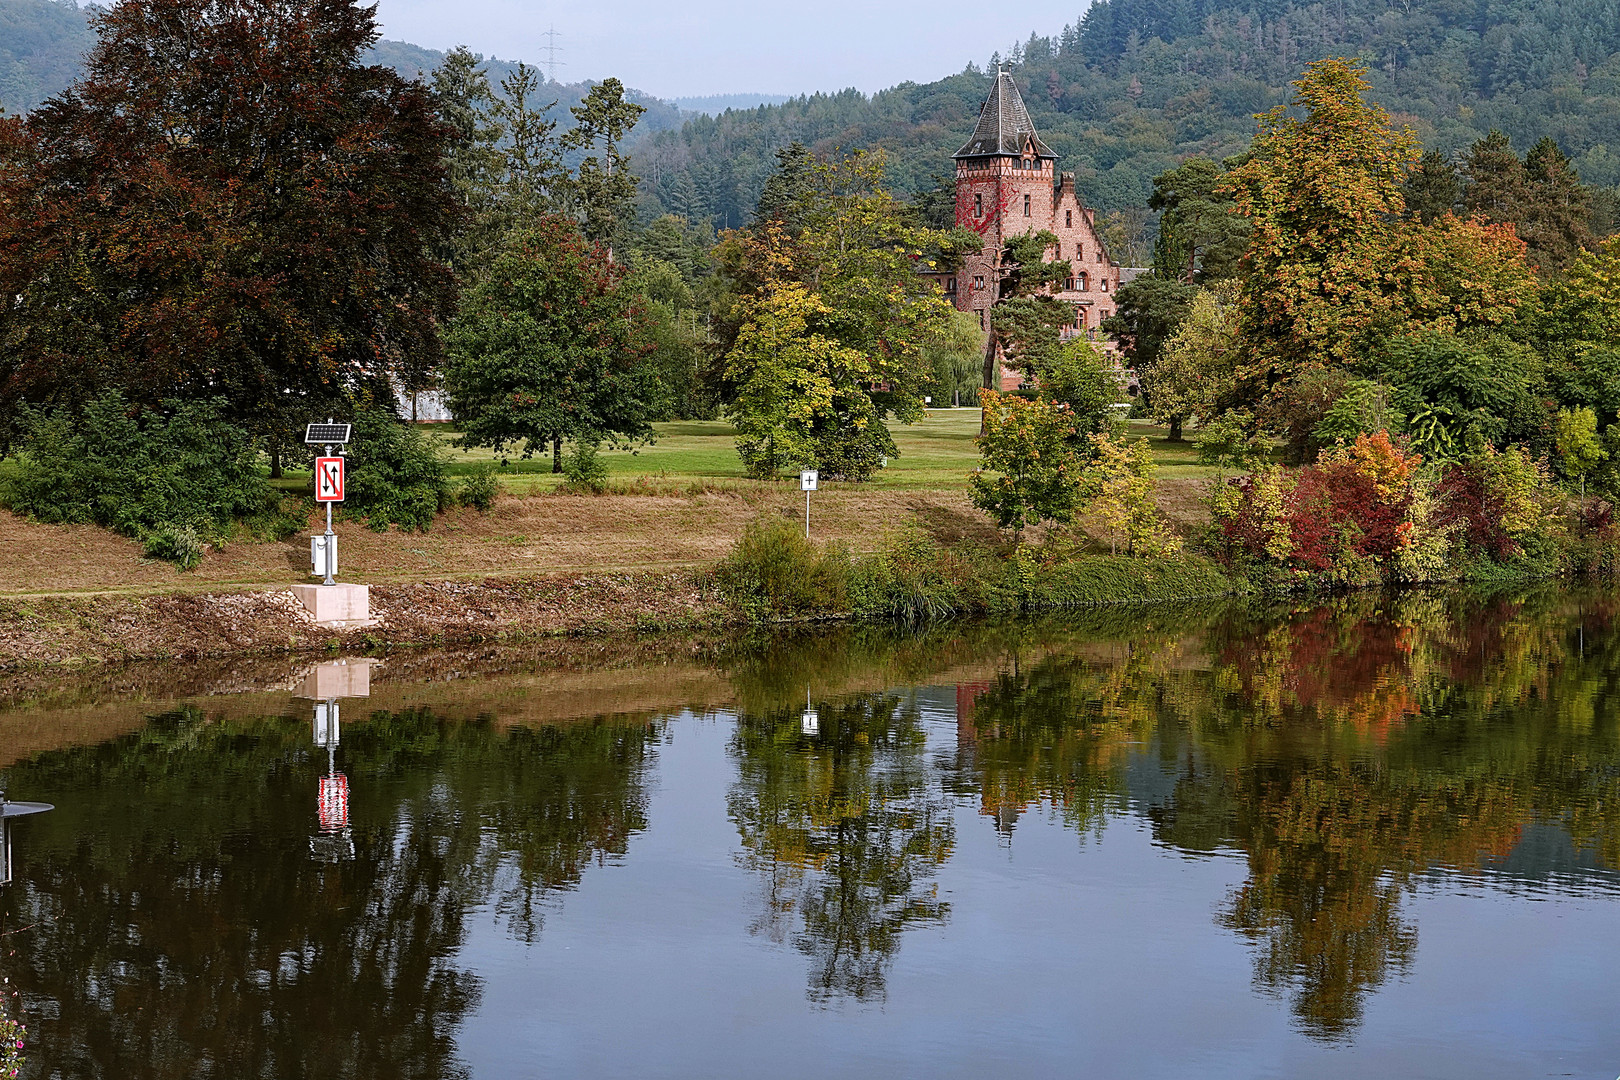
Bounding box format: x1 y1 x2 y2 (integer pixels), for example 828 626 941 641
304 422 352 445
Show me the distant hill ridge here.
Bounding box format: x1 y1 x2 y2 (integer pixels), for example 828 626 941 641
0 0 689 138
633 0 1620 229
672 94 792 116
6 0 1620 240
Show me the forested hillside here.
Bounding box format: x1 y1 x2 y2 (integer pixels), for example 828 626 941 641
0 0 91 113
635 0 1620 229
0 0 687 135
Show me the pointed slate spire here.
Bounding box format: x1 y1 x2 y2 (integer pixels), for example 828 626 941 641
954 69 1056 160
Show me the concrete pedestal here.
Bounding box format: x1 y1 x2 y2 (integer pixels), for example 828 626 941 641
290 583 371 627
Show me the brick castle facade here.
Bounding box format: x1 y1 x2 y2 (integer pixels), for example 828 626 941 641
929 70 1124 392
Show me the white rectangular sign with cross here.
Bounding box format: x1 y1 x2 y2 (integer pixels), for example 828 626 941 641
800 470 818 491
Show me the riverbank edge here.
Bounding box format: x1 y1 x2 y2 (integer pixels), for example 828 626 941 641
0 549 1596 676
0 554 1247 673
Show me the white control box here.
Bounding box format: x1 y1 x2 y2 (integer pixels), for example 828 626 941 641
310 535 337 577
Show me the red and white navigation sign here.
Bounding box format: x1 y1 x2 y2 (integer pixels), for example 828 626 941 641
315 456 345 503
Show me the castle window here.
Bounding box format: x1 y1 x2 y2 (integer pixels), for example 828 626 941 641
1065 210 1072 228
1101 279 1109 292
1078 272 1088 291
1075 309 1083 329
1076 244 1083 260
1023 194 1031 216
973 275 984 290
1097 251 1103 263
979 309 986 330
946 277 956 294
974 193 983 216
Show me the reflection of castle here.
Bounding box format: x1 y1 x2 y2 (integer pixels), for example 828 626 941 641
924 70 1130 391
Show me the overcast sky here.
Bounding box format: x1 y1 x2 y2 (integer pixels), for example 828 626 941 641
375 0 1092 100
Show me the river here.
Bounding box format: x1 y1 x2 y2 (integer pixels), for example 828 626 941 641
0 586 1615 1078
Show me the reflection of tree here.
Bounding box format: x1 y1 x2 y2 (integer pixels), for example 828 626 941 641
728 695 954 1002
1 706 657 1078
422 713 657 942
951 588 1620 1040
946 642 1174 838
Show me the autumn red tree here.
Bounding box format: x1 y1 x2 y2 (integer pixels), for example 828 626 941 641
0 0 458 446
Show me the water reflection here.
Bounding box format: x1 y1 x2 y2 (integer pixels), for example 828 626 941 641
728 694 954 1002
950 591 1620 1038
0 705 661 1077
0 588 1610 1072
302 661 365 864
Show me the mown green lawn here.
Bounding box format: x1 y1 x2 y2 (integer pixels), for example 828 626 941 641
272 410 1231 493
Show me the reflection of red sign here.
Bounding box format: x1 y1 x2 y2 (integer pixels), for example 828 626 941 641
315 456 345 503
318 773 350 830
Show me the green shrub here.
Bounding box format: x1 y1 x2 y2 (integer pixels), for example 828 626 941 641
814 421 893 482
1023 554 1234 609
561 440 609 494
1196 413 1271 469
715 514 846 617
141 524 207 570
458 463 501 511
345 408 452 531
3 391 281 566
847 527 972 622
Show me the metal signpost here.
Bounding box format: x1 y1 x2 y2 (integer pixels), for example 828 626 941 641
800 469 818 540
305 421 352 587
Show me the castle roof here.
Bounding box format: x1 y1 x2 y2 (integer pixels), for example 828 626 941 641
954 71 1056 160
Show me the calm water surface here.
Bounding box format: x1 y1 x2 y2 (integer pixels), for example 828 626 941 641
1 588 1618 1078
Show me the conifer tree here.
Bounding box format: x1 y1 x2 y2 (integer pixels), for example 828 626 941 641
493 63 568 229
562 78 645 255
1403 149 1460 225
1463 130 1526 222
1519 136 1593 270
1148 157 1248 283
431 47 506 272
1463 131 1593 271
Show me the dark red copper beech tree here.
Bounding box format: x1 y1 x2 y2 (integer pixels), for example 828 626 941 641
0 0 459 445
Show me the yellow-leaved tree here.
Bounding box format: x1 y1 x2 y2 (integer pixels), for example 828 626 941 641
1224 58 1419 384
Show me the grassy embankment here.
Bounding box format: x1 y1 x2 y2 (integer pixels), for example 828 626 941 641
0 412 1242 669
0 411 1222 598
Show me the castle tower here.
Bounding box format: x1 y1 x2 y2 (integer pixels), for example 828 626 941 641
953 69 1058 252
937 70 1124 390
